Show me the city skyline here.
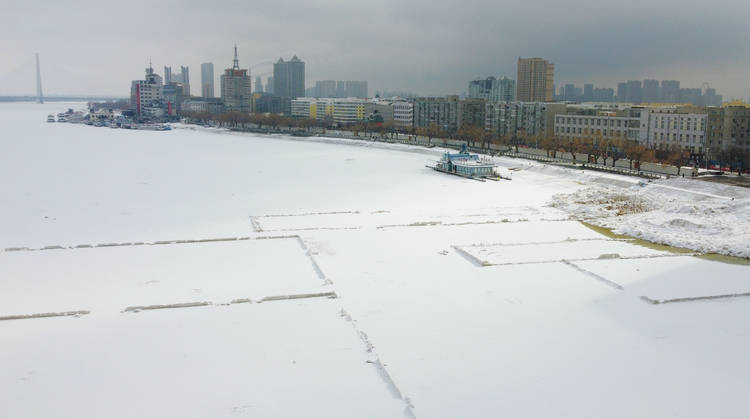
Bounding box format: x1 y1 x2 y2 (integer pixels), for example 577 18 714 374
1 0 748 99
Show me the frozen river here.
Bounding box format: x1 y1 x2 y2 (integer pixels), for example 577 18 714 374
2 102 750 418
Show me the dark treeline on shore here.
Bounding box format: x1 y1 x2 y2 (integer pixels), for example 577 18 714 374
182 111 749 174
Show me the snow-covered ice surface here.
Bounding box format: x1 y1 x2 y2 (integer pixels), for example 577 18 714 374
0 238 328 314
2 102 750 418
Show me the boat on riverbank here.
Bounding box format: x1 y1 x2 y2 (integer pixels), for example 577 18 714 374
427 144 500 181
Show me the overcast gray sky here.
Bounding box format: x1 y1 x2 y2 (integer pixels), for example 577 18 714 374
1 0 749 99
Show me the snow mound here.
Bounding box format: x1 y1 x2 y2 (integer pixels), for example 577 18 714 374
550 186 655 218
549 181 750 258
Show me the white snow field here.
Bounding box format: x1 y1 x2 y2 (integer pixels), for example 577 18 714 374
2 102 750 418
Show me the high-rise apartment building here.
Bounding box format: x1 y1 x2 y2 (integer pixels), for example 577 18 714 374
616 80 643 103
201 63 214 98
660 80 681 103
703 88 722 107
314 80 337 98
308 80 368 98
254 76 263 93
563 84 577 102
642 79 659 103
130 64 163 116
220 46 252 112
414 96 462 133
593 88 615 102
468 76 515 102
164 65 190 96
344 81 368 98
583 84 594 102
516 57 554 102
273 56 305 99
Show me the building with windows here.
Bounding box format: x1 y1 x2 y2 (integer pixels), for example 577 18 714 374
485 102 564 138
642 79 659 103
640 106 707 153
616 80 643 104
200 63 214 98
162 82 188 116
391 100 414 128
312 80 337 98
340 81 367 98
331 99 367 124
291 97 334 120
130 64 163 116
468 76 515 102
592 88 615 102
516 57 554 102
660 80 681 103
707 102 750 159
273 56 305 99
220 46 252 112
461 99 487 128
554 107 640 142
583 84 594 102
182 98 225 114
164 65 190 96
292 97 398 125
306 80 368 98
253 93 290 114
414 96 462 133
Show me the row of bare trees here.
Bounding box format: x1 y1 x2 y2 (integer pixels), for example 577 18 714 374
182 111 328 132
714 146 749 175
182 111 730 174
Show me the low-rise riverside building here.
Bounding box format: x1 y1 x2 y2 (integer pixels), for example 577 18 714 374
391 100 414 128
707 102 750 159
291 98 334 120
485 102 565 138
181 99 225 114
291 97 395 125
554 107 640 141
640 106 707 153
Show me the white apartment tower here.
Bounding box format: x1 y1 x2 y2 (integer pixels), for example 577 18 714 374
201 62 214 98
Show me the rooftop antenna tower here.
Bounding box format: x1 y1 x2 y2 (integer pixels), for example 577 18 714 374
232 44 240 70
35 52 43 104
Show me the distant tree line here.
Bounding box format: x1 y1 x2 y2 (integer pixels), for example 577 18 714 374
181 111 750 175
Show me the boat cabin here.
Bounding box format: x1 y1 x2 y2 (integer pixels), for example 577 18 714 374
435 144 497 177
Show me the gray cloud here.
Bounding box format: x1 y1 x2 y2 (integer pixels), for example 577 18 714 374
1 0 748 99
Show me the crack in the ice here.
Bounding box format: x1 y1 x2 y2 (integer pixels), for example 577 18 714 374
640 292 750 305
560 260 624 290
2 235 299 253
0 310 90 321
339 308 417 418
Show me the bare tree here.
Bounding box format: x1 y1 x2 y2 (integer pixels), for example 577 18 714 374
540 134 559 158
561 136 579 162
666 144 690 175
426 123 443 146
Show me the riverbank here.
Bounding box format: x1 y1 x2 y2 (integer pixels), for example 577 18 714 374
173 122 750 260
